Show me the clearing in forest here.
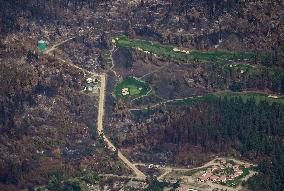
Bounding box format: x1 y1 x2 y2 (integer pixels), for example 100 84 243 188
171 92 284 106
115 76 151 99
114 36 277 64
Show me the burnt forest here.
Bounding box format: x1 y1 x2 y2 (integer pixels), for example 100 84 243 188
0 0 283 191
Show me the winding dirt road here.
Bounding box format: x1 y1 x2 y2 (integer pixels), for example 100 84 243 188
45 38 146 180
44 37 75 54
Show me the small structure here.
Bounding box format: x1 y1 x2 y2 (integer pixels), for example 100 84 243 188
38 40 47 51
228 175 235 180
198 172 212 182
173 48 181 52
236 170 243 175
84 77 99 93
233 165 240 170
219 175 227 182
86 77 99 84
210 175 219 182
87 78 93 83
122 88 130 96
268 95 278 99
88 86 93 92
220 159 226 164
148 164 154 168
211 166 219 172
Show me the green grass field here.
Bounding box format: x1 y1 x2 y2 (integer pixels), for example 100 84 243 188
171 92 284 106
115 76 151 99
114 36 284 84
215 92 284 105
114 36 276 64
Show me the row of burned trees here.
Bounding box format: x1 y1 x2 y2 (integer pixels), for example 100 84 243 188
0 0 113 33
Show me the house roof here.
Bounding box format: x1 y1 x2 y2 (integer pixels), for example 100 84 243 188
200 172 212 179
236 170 243 175
219 175 226 181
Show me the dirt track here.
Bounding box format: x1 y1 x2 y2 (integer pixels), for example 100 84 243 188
45 38 146 180
97 74 146 180
44 37 75 54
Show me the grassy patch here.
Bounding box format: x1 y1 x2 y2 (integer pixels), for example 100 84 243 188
223 63 254 74
173 92 284 106
114 37 284 82
215 92 284 105
114 36 274 64
182 94 219 105
115 76 151 99
223 63 284 80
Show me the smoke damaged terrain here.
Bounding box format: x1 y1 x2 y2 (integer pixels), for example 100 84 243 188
0 0 283 191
